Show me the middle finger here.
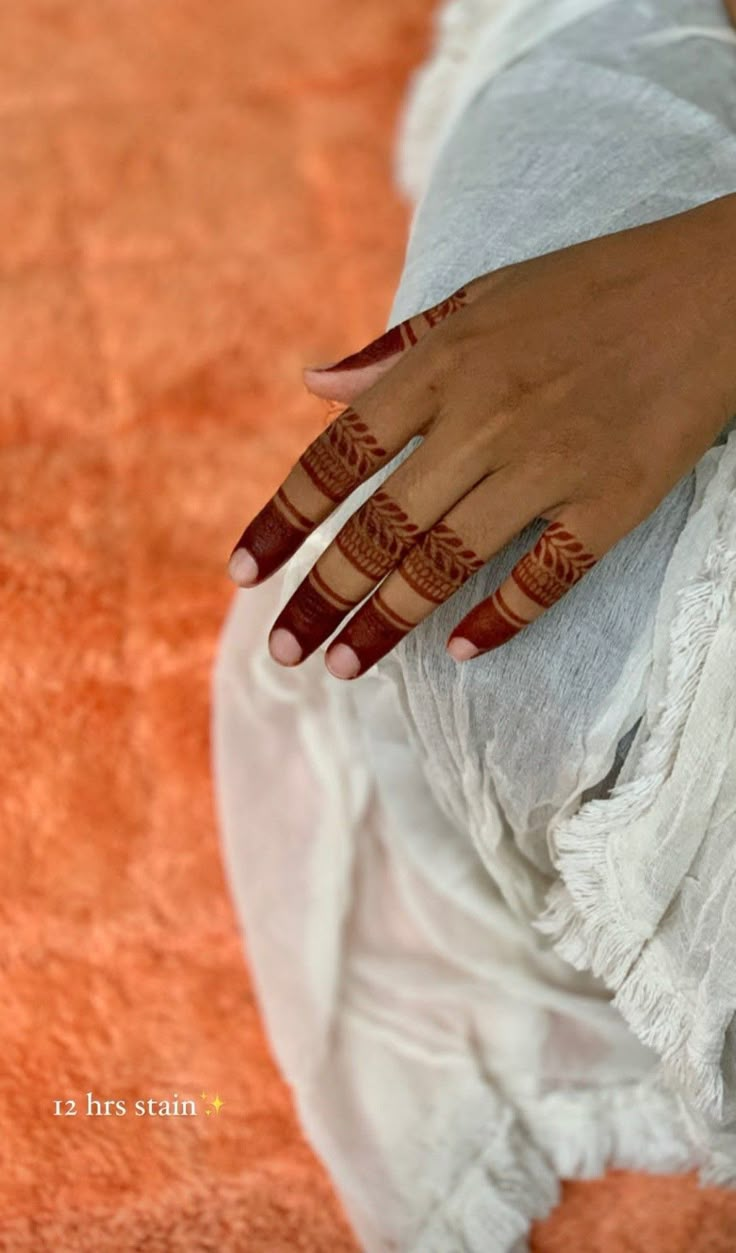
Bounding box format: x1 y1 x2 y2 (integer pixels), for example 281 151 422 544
267 422 491 666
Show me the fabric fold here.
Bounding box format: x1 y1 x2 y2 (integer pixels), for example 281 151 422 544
535 431 736 1133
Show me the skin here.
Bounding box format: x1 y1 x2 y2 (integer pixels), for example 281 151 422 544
229 190 736 680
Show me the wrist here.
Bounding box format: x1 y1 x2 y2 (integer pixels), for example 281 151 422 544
668 192 736 420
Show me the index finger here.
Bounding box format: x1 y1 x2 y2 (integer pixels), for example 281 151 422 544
228 283 475 586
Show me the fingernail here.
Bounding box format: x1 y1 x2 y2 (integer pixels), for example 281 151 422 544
269 628 303 666
229 547 259 587
447 637 480 662
325 643 361 680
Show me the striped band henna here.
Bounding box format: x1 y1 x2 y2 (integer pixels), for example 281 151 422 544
328 521 485 677
270 565 355 660
401 522 485 604
335 490 423 581
336 592 415 676
231 485 313 582
512 522 597 607
450 523 597 653
270 490 423 661
315 287 469 373
300 407 387 502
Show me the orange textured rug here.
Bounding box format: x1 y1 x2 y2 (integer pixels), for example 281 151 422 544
4 1 736 1249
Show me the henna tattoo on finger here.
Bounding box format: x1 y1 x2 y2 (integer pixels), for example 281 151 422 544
231 485 313 582
312 287 469 373
270 565 355 659
336 490 423 580
450 522 597 653
231 408 388 581
333 591 414 675
300 408 387 502
400 522 485 603
329 521 485 677
422 289 469 328
512 522 597 607
269 491 424 661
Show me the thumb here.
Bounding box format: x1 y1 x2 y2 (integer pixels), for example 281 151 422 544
302 283 472 402
302 356 395 402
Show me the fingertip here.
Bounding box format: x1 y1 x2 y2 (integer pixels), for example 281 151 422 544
325 642 361 680
228 546 259 587
269 628 303 666
447 636 480 662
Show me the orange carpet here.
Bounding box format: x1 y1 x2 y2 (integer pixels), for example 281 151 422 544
3 1 736 1249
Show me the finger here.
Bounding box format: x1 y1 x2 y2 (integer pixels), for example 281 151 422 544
322 470 550 679
302 281 476 403
229 351 436 587
447 516 600 659
266 421 492 666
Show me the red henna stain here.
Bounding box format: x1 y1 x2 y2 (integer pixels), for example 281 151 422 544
422 287 468 328
231 486 312 582
315 285 469 373
335 592 413 675
300 408 387 502
512 522 597 607
450 586 527 653
316 324 408 373
336 490 422 581
270 568 356 661
401 521 484 604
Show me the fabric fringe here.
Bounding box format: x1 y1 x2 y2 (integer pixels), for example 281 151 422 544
409 1104 559 1253
534 435 736 1142
518 1071 700 1180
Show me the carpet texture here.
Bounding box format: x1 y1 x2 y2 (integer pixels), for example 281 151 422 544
3 1 736 1248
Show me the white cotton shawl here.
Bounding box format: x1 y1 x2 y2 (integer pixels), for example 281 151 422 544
213 1 736 1247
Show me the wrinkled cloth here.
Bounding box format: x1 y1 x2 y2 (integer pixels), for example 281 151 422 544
213 0 736 1248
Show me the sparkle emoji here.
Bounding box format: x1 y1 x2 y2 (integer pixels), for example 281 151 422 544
201 1092 224 1116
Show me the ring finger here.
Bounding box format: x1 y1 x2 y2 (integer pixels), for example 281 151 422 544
266 422 495 666
323 470 555 678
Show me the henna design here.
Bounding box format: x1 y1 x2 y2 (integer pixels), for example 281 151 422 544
336 491 423 581
449 523 597 653
231 485 313 582
300 408 387 502
422 288 469 328
270 566 356 660
313 287 469 373
401 522 485 604
326 517 484 676
231 410 385 580
316 323 409 372
450 586 527 652
335 592 414 675
270 492 423 661
511 522 596 608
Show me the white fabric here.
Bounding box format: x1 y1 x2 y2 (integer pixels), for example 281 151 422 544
213 1 736 1248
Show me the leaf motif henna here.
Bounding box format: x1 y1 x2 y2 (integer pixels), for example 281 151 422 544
512 522 596 608
422 288 469 328
449 523 598 655
335 490 423 581
400 521 485 604
300 408 387 502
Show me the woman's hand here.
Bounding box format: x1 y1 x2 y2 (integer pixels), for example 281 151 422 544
229 193 736 680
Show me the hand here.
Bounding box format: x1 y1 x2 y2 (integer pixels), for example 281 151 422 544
229 194 736 680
